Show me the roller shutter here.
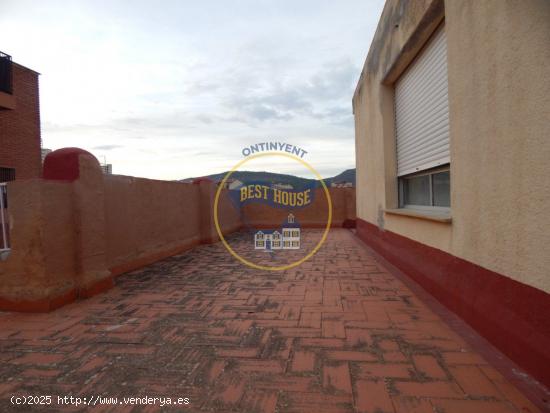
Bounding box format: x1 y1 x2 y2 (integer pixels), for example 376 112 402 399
395 25 450 177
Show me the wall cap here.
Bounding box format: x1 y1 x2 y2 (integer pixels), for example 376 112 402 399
43 147 100 182
385 208 452 223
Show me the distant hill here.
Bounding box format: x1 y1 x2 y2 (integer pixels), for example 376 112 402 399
325 168 356 186
181 168 356 188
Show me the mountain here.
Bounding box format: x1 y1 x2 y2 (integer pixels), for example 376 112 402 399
181 168 356 188
326 168 356 186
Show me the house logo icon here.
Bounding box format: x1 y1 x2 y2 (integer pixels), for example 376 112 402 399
254 213 300 251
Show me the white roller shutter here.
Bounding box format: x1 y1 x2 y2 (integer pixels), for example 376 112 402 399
395 25 450 177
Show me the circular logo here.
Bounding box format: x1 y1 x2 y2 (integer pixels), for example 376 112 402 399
213 152 332 271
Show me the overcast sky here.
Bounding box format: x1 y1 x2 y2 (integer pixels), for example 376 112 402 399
0 0 384 180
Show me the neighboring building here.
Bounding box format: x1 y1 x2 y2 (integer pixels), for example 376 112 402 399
330 181 353 188
100 163 112 175
41 148 52 163
353 0 550 387
254 213 300 250
0 51 41 182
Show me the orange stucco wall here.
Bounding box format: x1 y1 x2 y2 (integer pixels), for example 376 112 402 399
0 179 77 310
242 187 356 228
104 175 202 274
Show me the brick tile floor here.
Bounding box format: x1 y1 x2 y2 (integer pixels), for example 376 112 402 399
0 229 543 412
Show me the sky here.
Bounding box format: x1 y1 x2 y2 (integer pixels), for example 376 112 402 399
0 0 385 180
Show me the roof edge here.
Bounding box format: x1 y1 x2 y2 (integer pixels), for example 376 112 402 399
13 61 41 76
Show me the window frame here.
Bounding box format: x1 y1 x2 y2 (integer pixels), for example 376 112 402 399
398 165 450 212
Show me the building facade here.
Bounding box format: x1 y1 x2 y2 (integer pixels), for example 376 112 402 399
100 163 113 175
0 52 41 182
353 0 550 387
41 148 52 164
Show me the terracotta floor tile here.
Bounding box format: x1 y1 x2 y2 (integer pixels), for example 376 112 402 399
0 229 542 413
412 354 447 380
291 350 316 372
354 380 393 413
450 365 502 398
356 362 413 380
324 363 352 394
391 396 432 413
430 399 516 413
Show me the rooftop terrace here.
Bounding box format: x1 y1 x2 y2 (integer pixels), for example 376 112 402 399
0 229 542 412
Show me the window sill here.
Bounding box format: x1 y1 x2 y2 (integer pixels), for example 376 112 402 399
384 208 452 223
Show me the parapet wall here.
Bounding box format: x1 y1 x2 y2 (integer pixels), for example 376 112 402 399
0 179 77 311
242 187 355 228
105 175 201 275
0 148 355 312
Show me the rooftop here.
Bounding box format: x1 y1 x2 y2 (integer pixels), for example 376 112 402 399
0 229 542 412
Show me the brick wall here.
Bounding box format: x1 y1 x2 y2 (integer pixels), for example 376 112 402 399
0 63 41 180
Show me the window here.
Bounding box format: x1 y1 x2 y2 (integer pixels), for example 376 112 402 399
399 167 450 209
0 167 15 183
0 52 13 95
394 24 450 210
256 240 265 247
291 241 299 247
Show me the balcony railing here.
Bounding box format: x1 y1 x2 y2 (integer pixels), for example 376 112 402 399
0 51 13 95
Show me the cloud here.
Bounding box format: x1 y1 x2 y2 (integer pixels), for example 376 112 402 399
1 0 386 179
221 59 358 125
92 144 124 151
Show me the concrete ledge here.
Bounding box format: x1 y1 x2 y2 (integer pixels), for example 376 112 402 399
385 208 452 223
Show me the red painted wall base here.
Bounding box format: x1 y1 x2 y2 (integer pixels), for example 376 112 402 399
79 276 115 298
0 288 78 312
356 218 550 388
0 275 115 313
